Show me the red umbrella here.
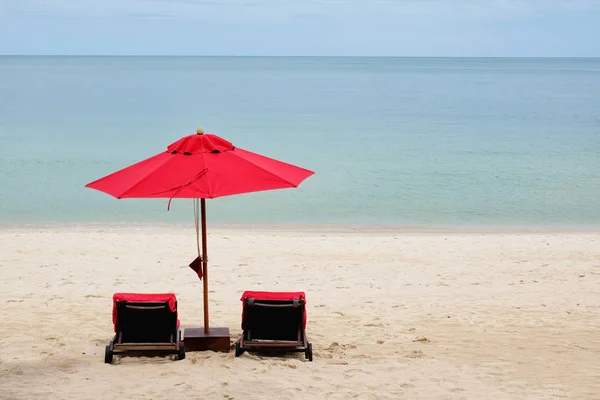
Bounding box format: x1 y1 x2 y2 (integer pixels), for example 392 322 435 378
86 128 314 336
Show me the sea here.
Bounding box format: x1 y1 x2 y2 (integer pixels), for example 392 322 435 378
1 56 599 229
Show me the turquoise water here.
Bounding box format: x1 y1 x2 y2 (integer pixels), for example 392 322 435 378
1 56 600 227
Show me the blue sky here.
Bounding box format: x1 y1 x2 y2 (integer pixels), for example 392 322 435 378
1 0 599 56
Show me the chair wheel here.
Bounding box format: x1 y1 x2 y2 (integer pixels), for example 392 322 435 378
104 345 113 364
235 341 244 357
305 343 313 362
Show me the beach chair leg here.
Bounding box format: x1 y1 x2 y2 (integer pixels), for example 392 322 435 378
105 334 117 364
303 332 313 361
305 343 313 362
177 330 186 360
105 345 114 364
235 340 245 357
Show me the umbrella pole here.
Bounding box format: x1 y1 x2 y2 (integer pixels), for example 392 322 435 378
201 198 209 334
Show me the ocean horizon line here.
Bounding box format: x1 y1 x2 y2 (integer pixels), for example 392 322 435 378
2 54 600 59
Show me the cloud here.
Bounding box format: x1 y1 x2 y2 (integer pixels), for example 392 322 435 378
6 0 600 21
3 0 301 21
1 0 598 56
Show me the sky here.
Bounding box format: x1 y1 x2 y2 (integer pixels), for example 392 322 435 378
0 0 599 56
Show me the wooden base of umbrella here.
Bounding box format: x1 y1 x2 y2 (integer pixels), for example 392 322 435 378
183 327 230 353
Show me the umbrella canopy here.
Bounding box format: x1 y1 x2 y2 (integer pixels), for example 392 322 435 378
86 132 313 199
86 128 314 334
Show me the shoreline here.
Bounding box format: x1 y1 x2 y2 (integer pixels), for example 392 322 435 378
2 221 600 234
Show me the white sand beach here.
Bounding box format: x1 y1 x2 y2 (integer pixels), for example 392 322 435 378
1 227 599 399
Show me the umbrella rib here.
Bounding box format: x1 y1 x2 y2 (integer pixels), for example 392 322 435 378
116 154 174 199
230 151 301 188
200 152 214 198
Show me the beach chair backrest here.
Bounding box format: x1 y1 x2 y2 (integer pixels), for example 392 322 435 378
116 301 177 343
243 298 304 341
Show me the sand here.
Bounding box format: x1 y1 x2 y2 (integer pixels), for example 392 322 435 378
0 227 599 399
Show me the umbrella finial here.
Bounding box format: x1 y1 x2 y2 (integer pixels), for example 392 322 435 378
196 126 204 135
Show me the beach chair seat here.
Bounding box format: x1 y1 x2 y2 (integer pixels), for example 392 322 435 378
105 293 185 364
235 291 312 361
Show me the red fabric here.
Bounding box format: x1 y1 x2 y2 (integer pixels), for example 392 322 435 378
112 293 179 333
240 291 306 302
188 256 203 280
167 133 234 154
85 133 315 200
240 291 307 329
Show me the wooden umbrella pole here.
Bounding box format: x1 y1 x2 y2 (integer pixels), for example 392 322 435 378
201 198 209 333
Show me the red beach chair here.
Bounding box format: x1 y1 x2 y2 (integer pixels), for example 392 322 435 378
235 291 313 361
105 293 185 364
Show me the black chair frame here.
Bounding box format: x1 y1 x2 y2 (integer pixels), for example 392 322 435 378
235 297 313 361
105 301 185 363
